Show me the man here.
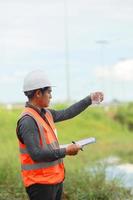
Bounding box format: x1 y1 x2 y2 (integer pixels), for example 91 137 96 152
16 70 104 200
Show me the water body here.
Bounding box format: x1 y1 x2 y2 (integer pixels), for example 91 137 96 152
89 156 133 189
106 163 133 188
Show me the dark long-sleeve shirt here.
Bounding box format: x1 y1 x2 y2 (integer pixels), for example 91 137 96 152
17 96 92 162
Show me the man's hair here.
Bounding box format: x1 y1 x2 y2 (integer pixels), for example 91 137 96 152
24 87 50 100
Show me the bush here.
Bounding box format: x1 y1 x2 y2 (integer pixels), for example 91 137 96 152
114 103 133 131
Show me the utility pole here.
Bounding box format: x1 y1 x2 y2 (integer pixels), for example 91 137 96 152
64 0 70 102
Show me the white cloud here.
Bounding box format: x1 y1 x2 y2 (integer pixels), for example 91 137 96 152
95 59 133 81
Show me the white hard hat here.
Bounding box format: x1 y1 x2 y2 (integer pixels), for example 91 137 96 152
23 70 52 92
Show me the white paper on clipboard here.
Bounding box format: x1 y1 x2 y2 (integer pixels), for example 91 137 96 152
60 137 96 149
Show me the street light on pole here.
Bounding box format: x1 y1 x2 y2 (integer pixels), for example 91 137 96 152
96 39 109 96
96 39 109 69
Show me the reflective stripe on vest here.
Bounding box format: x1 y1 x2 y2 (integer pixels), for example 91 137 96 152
21 159 63 170
19 141 59 154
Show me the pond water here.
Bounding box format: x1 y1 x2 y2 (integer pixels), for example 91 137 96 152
89 156 133 188
106 163 133 188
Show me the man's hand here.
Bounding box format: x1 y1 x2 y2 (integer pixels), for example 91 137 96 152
66 144 81 156
90 92 104 104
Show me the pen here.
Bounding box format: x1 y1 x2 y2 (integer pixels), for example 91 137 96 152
72 141 83 151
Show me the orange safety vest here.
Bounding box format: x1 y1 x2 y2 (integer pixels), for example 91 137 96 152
18 107 65 187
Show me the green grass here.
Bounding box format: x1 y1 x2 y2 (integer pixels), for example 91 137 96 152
0 104 133 199
63 169 132 200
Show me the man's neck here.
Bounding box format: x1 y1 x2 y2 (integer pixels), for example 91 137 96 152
28 101 41 112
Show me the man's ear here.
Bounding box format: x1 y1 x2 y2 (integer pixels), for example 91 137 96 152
35 90 42 98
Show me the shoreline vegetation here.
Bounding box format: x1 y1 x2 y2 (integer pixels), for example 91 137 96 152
0 103 133 199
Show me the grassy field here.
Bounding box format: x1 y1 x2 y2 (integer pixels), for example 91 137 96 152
0 103 133 199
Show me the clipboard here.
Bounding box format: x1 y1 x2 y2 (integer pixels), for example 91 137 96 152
60 137 96 150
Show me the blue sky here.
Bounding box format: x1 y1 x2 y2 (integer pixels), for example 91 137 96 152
0 0 133 103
